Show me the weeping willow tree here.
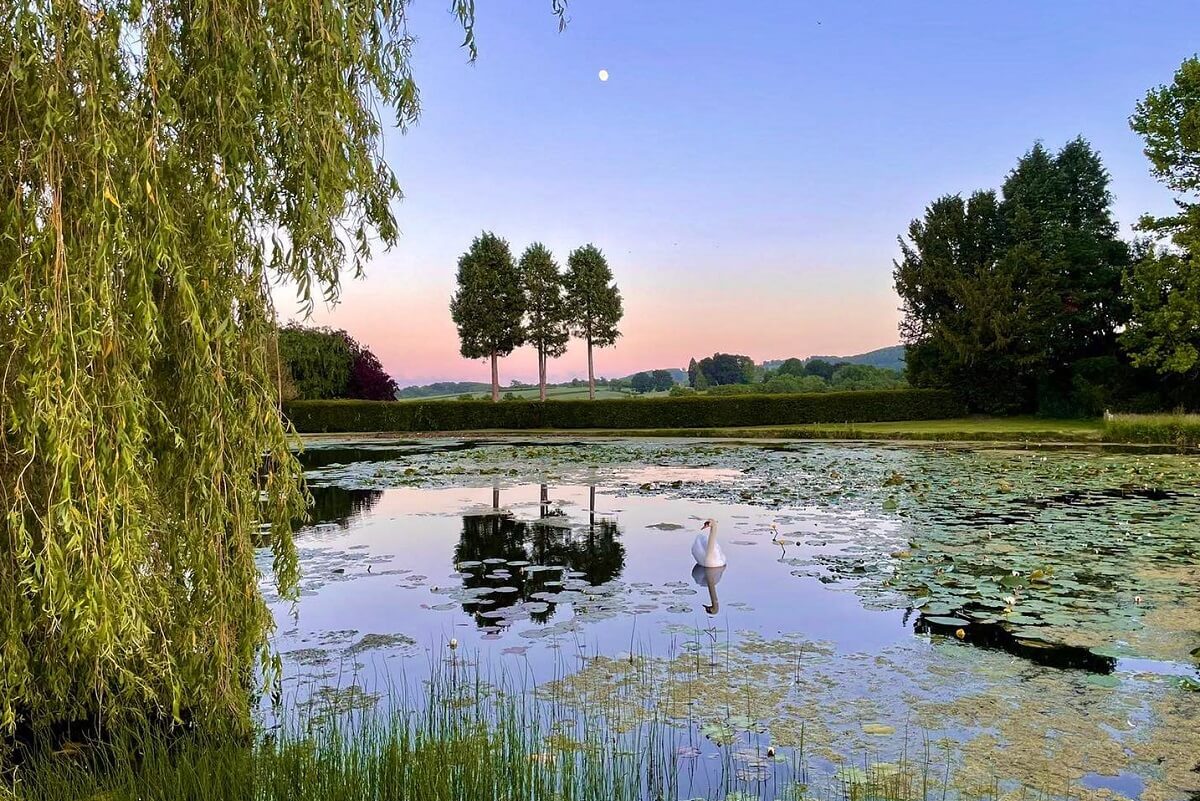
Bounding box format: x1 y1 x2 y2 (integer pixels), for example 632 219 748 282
0 0 565 742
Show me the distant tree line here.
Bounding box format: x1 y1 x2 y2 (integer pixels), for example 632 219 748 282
678 353 906 396
687 353 757 388
895 56 1200 415
450 233 623 402
628 369 677 393
276 324 398 401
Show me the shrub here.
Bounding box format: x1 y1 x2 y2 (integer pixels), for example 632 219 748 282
762 375 828 394
284 389 966 433
277 324 397 400
706 384 756 396
830 363 906 390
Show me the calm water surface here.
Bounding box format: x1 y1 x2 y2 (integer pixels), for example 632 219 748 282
260 438 1200 801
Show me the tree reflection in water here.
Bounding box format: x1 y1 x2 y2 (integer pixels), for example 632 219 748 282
304 486 385 528
454 485 625 628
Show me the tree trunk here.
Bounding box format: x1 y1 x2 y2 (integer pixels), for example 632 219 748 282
539 350 547 402
491 351 499 403
587 337 595 400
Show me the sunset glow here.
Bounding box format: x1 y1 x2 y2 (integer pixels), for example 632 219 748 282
276 2 1193 387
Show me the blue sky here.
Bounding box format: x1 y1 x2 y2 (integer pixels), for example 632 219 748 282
278 1 1200 385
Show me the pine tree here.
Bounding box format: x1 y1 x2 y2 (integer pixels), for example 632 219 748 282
895 138 1129 413
450 233 526 401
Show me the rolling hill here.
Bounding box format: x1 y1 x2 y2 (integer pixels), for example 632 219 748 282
618 367 688 384
763 345 906 373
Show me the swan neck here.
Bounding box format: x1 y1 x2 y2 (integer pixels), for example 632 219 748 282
705 523 718 557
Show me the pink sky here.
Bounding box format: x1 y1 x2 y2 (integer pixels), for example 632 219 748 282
275 249 903 387
268 2 1191 388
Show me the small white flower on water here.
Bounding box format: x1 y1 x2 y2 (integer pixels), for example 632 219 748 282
1003 595 1016 606
449 638 458 650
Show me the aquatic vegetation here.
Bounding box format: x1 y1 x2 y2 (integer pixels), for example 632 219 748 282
299 440 1200 660
543 628 1200 801
254 438 1200 800
14 647 1197 801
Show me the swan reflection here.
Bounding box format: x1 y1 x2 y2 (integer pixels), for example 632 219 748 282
691 563 726 615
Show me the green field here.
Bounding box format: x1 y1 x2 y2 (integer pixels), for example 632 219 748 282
400 385 670 401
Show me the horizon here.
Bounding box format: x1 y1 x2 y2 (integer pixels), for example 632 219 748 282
393 346 902 389
272 1 1199 386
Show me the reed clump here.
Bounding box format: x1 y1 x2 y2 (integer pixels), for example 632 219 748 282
1103 412 1200 447
5 657 964 801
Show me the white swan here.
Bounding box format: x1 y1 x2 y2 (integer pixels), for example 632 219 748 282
691 518 727 567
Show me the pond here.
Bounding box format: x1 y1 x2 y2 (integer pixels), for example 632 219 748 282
263 438 1200 801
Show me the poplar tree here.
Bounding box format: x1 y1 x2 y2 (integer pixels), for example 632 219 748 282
520 243 570 401
564 245 623 400
450 233 527 401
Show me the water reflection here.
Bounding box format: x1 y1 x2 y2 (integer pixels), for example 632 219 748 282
691 564 725 615
295 440 478 470
453 485 626 629
306 486 384 527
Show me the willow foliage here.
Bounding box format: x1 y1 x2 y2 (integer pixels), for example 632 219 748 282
0 0 566 740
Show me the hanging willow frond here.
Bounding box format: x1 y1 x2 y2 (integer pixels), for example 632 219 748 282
0 0 423 739
1 0 568 743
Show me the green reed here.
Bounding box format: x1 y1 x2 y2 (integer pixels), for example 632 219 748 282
5 652 989 801
1104 412 1200 447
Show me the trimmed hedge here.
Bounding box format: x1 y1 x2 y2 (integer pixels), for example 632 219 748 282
285 389 966 433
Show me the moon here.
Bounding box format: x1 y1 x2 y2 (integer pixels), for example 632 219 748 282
598 69 609 82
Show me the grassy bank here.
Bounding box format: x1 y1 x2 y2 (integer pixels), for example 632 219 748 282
297 414 1200 447
580 416 1107 443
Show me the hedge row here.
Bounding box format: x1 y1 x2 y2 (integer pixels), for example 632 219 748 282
284 389 966 433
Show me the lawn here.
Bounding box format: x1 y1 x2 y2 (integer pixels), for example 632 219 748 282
298 413 1200 447
553 416 1106 442
302 416 1109 444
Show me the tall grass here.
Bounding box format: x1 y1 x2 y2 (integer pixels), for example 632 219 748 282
3 653 972 801
1103 412 1200 448
6 660 682 801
